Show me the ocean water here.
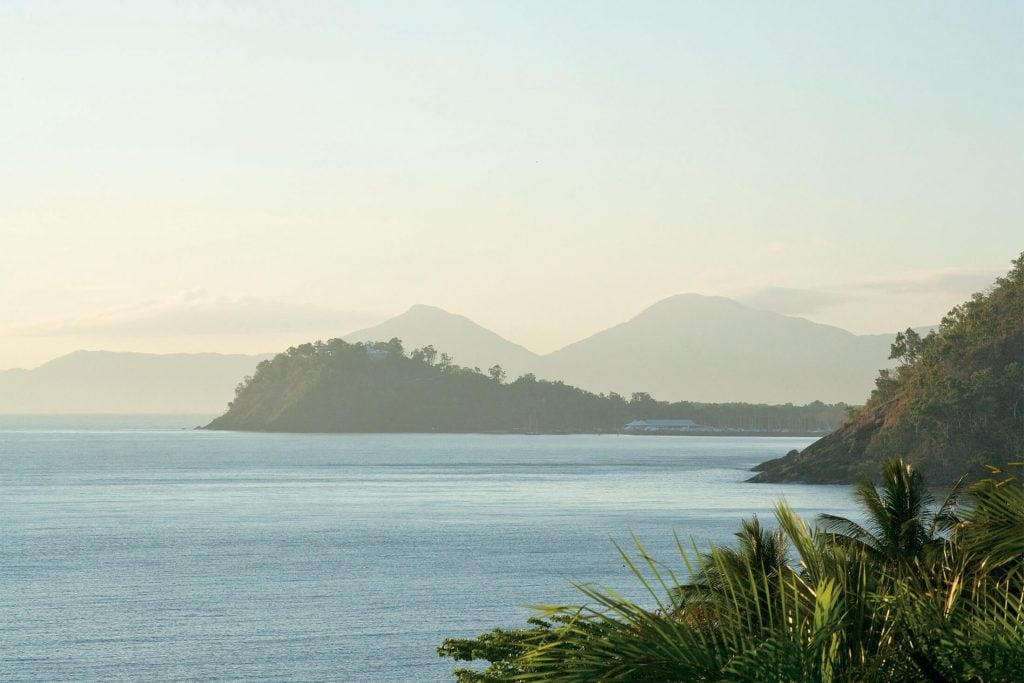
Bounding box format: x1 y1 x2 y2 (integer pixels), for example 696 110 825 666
0 416 858 681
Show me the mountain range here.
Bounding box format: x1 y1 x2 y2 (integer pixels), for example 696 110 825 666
347 295 902 404
0 350 271 414
1 295 912 413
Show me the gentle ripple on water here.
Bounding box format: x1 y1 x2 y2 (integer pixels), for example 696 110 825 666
0 416 858 681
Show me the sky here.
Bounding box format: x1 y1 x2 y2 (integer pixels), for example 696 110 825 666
2 1 1021 369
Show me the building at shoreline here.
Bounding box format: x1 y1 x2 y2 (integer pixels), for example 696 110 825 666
623 419 700 432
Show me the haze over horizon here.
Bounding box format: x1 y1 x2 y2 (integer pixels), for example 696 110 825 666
0 292 963 372
3 2 1021 369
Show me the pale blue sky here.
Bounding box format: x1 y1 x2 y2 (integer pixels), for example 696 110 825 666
1 1 1021 367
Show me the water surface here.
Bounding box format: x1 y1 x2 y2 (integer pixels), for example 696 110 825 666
0 416 857 681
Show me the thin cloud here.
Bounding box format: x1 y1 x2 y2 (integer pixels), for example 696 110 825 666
738 287 849 316
15 290 384 338
737 268 1003 320
841 269 1003 296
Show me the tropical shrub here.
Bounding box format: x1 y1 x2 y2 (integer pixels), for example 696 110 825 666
440 460 1024 682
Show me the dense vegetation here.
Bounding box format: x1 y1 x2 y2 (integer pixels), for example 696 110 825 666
440 460 1024 681
753 253 1024 484
206 338 849 433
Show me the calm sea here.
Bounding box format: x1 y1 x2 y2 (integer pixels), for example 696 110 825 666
0 416 857 682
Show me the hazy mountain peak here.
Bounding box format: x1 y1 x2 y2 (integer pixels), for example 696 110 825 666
541 293 893 403
636 293 749 317
404 303 454 315
630 292 862 340
399 304 479 325
650 292 738 305
344 304 540 376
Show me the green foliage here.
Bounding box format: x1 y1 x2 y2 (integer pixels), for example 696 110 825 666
759 252 1024 484
488 364 507 384
890 328 925 367
441 460 1024 682
819 459 962 569
208 339 851 434
438 617 566 682
867 254 1024 481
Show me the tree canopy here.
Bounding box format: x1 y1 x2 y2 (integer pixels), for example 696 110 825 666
753 252 1024 484
207 339 850 434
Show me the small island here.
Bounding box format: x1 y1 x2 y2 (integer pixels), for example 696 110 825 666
205 338 849 436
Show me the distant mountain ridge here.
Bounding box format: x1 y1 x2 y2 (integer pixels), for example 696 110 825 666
538 294 896 403
344 296 902 404
0 350 270 414
343 304 541 380
4 295 918 412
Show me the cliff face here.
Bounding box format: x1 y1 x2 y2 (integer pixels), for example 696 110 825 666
749 402 893 483
751 254 1024 485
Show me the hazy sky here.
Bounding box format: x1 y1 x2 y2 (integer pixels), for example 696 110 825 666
2 1 1021 369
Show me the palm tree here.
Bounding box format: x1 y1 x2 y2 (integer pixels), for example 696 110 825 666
509 505 907 682
958 468 1024 576
440 461 1024 682
682 515 788 599
887 466 1024 682
818 459 962 568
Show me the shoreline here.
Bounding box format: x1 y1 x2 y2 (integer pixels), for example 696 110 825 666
199 426 828 438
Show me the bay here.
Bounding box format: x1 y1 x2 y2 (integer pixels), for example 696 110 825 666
0 416 857 681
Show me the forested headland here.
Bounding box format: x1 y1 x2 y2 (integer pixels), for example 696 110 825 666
752 253 1024 485
205 339 849 434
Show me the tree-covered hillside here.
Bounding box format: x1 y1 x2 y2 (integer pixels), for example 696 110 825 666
753 253 1024 484
206 338 849 434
